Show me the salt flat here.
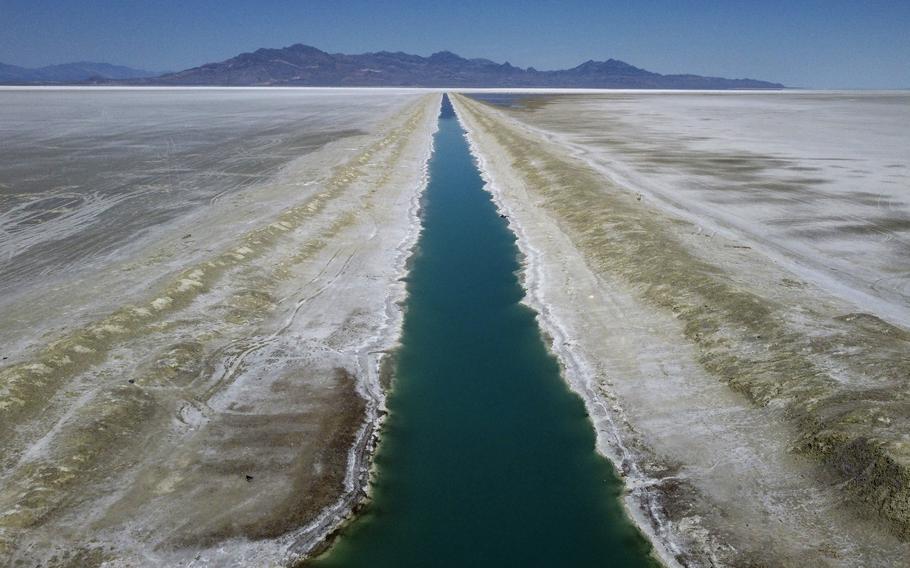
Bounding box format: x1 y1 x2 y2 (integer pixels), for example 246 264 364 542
0 88 418 350
455 92 910 566
491 91 910 327
4 87 908 567
0 88 439 566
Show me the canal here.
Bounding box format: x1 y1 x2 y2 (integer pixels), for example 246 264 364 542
310 94 658 567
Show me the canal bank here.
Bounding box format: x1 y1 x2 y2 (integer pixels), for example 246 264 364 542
451 91 910 566
309 95 658 567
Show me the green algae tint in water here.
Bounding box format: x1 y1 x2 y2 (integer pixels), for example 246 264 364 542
311 95 658 568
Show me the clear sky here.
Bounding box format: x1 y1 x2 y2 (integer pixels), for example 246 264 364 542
2 0 908 88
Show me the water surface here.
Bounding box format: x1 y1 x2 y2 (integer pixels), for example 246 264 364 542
312 94 657 567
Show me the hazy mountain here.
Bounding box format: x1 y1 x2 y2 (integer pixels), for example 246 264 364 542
0 61 158 84
152 44 784 89
0 46 784 89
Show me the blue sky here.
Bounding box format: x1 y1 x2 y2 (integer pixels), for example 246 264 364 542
1 0 908 88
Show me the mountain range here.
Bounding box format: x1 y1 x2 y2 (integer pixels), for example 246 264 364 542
1 45 784 89
154 44 783 88
0 61 158 84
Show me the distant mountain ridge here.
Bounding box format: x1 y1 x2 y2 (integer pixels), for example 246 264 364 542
0 61 158 84
0 45 784 89
153 44 783 89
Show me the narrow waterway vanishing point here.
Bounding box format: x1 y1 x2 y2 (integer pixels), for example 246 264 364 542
310 95 657 567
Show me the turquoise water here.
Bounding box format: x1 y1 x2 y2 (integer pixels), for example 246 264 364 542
310 95 657 567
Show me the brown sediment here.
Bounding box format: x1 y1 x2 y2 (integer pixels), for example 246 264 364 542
167 368 367 546
43 546 111 568
289 353 400 568
378 349 398 391
454 93 910 544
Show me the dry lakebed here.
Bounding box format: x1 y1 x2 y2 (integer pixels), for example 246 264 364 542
1 88 909 567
